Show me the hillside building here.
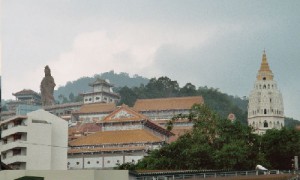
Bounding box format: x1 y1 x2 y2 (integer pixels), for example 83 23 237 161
81 78 120 104
44 102 82 123
67 105 173 169
248 51 284 134
71 103 116 123
0 109 68 170
133 96 204 121
6 89 41 112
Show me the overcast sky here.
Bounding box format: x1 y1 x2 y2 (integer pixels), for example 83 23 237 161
2 0 300 120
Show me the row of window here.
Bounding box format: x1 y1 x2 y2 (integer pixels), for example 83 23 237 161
251 120 283 128
255 83 277 90
251 108 283 115
84 96 115 103
68 159 136 166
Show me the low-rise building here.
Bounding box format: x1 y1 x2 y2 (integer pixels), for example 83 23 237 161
133 96 204 121
68 105 173 169
71 102 116 123
6 89 41 112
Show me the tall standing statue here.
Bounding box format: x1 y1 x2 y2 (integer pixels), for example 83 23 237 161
40 65 56 106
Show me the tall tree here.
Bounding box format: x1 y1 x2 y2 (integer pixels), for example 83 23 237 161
261 128 300 169
130 104 260 170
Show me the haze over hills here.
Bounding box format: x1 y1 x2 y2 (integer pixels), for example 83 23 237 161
54 70 149 99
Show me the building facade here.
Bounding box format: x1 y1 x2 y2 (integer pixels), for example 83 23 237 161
248 51 284 134
81 78 120 104
68 105 173 169
0 109 68 170
6 89 41 112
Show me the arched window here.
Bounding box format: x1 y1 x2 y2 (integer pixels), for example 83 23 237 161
264 109 267 114
263 85 266 89
264 120 268 128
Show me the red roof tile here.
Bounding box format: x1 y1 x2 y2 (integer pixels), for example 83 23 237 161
133 96 204 111
102 104 148 122
74 103 116 114
69 129 163 146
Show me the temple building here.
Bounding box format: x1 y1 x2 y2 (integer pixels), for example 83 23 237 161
81 78 120 104
67 105 173 169
6 89 41 112
248 51 284 134
71 103 116 123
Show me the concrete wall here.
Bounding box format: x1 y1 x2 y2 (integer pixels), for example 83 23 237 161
68 154 144 169
28 110 68 170
26 120 52 170
0 170 129 180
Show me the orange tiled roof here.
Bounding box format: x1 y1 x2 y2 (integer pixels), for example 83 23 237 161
102 104 148 122
68 123 101 135
12 89 40 96
133 96 204 111
69 129 163 146
74 102 116 114
68 146 146 154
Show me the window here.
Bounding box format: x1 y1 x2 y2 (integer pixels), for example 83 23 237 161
263 77 266 80
67 162 70 165
97 161 99 164
87 161 90 164
13 149 21 156
76 162 80 165
264 109 267 114
107 160 110 163
264 120 268 128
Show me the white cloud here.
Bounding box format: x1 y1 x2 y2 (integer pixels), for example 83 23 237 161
2 21 242 100
47 21 226 87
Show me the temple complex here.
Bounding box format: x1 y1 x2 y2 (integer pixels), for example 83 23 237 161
67 104 173 169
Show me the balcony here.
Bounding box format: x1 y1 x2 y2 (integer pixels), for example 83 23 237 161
1 125 28 139
2 154 27 165
1 140 27 152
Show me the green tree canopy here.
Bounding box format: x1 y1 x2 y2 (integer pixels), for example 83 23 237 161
128 104 261 170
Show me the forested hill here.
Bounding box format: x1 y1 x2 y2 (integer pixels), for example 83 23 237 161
54 71 149 100
55 74 249 124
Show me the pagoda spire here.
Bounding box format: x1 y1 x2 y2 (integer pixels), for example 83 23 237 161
257 50 273 80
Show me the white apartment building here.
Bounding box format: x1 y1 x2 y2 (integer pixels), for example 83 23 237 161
0 109 68 170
